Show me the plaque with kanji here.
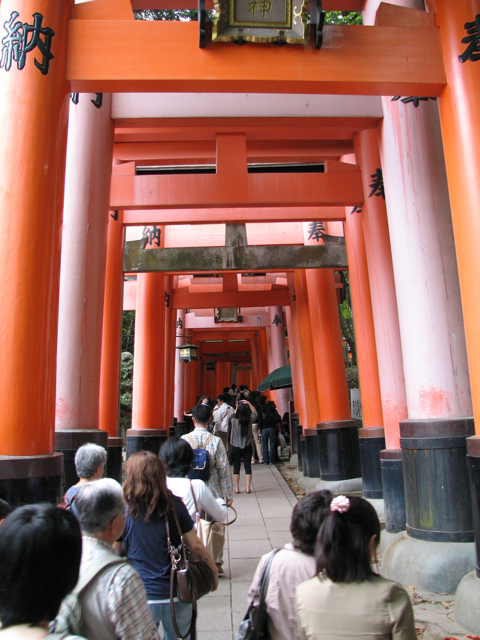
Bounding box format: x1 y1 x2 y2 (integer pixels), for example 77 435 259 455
212 0 307 45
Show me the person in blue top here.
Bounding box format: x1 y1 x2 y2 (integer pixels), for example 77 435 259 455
122 450 218 640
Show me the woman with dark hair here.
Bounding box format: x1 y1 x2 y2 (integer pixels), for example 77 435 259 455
160 437 227 522
0 503 86 639
227 399 257 493
122 451 218 640
296 496 416 640
247 491 332 640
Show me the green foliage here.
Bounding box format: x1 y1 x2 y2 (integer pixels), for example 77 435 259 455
346 366 359 389
325 11 362 25
119 358 133 435
122 311 135 354
134 8 362 24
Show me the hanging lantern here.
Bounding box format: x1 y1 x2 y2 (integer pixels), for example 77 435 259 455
176 341 200 363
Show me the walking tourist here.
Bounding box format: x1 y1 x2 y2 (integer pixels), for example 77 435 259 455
122 451 218 640
62 442 107 512
160 436 227 522
64 478 159 640
296 496 416 640
260 401 281 465
0 503 86 640
182 403 234 572
212 393 234 449
247 491 332 640
228 399 257 494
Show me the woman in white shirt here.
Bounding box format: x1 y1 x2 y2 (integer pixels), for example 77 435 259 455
160 436 227 523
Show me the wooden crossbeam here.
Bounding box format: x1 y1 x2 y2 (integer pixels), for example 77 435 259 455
67 21 445 96
111 172 363 209
173 289 290 308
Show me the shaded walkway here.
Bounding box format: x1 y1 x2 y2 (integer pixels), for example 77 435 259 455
197 464 297 640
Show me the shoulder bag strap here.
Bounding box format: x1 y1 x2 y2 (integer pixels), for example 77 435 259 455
74 554 125 596
189 479 199 514
258 548 281 605
185 433 196 448
225 504 237 526
167 507 197 640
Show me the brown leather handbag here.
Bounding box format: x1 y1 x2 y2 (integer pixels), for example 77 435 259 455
166 505 216 640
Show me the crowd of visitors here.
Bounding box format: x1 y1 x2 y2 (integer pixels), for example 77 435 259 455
0 385 466 640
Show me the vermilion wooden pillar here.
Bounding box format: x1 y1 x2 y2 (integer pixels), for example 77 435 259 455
55 94 114 489
128 272 167 457
354 129 408 531
0 0 72 504
425 0 480 615
292 271 321 429
99 211 124 438
98 208 124 483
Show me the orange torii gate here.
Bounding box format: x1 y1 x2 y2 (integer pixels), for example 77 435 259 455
0 0 480 620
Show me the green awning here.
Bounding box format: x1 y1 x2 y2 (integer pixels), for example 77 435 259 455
257 365 292 392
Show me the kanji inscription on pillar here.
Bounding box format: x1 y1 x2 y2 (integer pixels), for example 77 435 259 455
368 169 385 200
272 314 283 326
459 15 480 63
0 11 54 74
177 318 183 329
212 0 307 44
307 221 325 242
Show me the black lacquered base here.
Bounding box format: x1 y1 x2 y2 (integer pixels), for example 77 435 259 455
126 429 169 458
300 436 307 477
106 437 123 484
296 424 304 471
304 428 320 477
0 453 64 506
467 436 480 577
380 449 406 533
400 418 474 542
55 429 108 492
317 420 361 481
175 421 193 437
359 427 385 498
291 412 299 455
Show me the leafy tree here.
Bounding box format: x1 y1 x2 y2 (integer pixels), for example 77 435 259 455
120 311 135 434
134 9 362 24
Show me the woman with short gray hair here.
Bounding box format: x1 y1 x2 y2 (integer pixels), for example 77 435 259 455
62 443 107 512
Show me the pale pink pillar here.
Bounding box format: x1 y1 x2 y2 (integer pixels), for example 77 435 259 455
55 95 113 483
269 306 291 417
173 309 186 421
164 275 175 428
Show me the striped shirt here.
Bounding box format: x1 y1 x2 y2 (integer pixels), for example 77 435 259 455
183 427 234 501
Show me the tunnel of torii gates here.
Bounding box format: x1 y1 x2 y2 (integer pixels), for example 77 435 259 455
1 0 480 620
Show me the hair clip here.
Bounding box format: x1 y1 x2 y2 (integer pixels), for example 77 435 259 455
330 495 350 513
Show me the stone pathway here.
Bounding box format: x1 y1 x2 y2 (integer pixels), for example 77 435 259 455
196 463 297 640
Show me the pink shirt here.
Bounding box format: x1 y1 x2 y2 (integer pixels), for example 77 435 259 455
248 544 317 640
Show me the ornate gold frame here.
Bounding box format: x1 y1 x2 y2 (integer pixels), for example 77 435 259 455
212 0 308 44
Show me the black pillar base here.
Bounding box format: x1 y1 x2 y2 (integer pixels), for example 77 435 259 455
316 419 361 481
291 412 299 455
126 429 168 458
380 449 406 533
300 436 307 476
55 429 108 493
0 453 64 506
400 417 474 542
304 428 320 478
106 437 123 484
359 427 385 499
467 436 480 577
296 424 304 471
175 421 193 437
